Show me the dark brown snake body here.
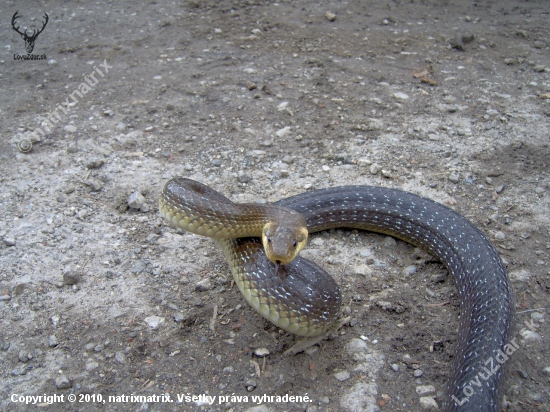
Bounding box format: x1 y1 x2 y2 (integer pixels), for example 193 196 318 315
160 177 514 411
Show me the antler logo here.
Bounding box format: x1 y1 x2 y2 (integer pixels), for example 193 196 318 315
12 10 49 54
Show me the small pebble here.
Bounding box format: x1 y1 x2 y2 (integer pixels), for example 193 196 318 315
393 92 410 100
18 351 31 363
11 365 27 376
520 329 542 341
115 351 127 364
346 338 368 353
311 238 325 246
369 164 381 175
238 175 252 184
530 393 544 402
83 179 103 192
449 172 460 183
55 374 71 389
402 265 417 276
144 316 165 329
254 347 270 357
531 311 544 321
127 191 146 209
383 236 397 247
48 335 57 347
63 273 79 285
245 379 257 391
305 346 319 355
85 361 99 371
352 264 373 277
334 371 351 381
86 159 104 169
195 278 212 292
64 125 77 133
325 11 336 21
419 396 438 410
391 364 400 372
456 127 468 136
223 366 234 373
416 385 435 395
2 237 16 247
66 143 78 153
517 369 529 379
494 231 506 240
414 369 424 378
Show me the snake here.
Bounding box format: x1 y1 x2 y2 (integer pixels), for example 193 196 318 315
159 177 513 411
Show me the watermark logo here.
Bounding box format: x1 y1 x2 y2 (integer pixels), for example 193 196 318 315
12 10 48 60
16 60 113 152
452 315 542 406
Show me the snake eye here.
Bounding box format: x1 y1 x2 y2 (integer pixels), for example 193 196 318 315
263 227 272 243
293 241 297 248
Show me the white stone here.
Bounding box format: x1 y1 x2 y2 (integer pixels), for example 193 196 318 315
520 329 542 341
334 370 350 381
253 348 270 357
416 385 436 396
419 396 438 410
393 92 410 100
311 238 325 246
352 264 373 277
275 126 291 137
346 338 368 353
509 269 531 282
144 316 165 329
357 157 372 167
127 191 146 209
85 361 99 371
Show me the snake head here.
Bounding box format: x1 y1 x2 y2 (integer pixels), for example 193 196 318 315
262 223 308 265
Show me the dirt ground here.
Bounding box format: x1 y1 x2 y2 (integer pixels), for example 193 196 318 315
1 0 549 411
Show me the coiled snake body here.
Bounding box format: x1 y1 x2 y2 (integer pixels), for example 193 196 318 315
160 177 513 411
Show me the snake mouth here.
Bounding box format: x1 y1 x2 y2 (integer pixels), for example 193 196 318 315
273 260 281 277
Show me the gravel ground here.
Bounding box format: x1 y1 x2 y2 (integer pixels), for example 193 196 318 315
1 1 549 411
